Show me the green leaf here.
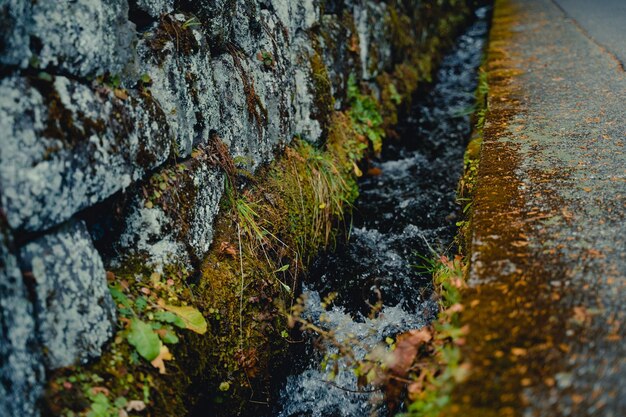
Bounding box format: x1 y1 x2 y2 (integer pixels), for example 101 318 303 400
163 305 208 334
160 329 180 345
153 311 186 329
274 264 289 273
127 318 161 361
114 397 128 408
87 393 110 417
109 286 132 309
135 296 148 312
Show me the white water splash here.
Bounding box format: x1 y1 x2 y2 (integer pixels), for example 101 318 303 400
278 289 436 417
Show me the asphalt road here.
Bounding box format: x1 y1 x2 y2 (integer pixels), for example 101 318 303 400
445 0 626 416
553 0 626 67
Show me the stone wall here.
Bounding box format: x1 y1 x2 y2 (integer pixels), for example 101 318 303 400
0 0 471 415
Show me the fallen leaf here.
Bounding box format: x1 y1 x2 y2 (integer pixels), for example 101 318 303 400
114 88 128 100
219 241 238 258
367 167 382 176
389 328 433 375
126 400 146 412
511 347 527 356
163 305 208 334
151 345 173 374
91 386 110 396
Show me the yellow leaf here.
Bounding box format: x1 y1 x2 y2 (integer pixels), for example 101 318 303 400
163 305 208 334
114 88 128 100
352 161 363 177
151 345 173 374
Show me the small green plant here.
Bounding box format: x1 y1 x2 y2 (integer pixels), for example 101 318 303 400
257 50 276 69
108 271 207 374
181 16 201 30
401 255 469 417
388 83 403 105
52 371 152 417
347 74 385 153
95 73 121 89
143 163 188 209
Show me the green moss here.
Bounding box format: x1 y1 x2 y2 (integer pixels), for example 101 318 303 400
457 66 488 253
309 52 335 138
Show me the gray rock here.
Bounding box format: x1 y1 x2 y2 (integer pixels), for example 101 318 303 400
0 74 172 232
136 13 219 158
0 0 137 78
353 0 391 80
186 165 226 260
291 33 323 143
19 220 116 369
118 159 225 268
178 0 237 52
132 0 174 18
0 229 44 417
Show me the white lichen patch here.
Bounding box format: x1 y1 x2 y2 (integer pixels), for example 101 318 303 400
0 74 171 232
19 220 116 369
0 232 45 417
0 0 136 77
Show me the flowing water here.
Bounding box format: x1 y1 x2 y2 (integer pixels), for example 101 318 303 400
273 9 490 416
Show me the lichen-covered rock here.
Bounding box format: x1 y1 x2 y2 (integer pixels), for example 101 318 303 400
137 13 219 158
0 229 44 417
118 158 225 267
18 220 116 369
0 0 136 78
352 1 392 80
185 167 225 259
291 33 324 143
132 0 174 18
178 0 237 53
0 74 172 232
271 0 321 35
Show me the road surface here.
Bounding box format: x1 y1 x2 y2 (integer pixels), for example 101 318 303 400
444 0 626 416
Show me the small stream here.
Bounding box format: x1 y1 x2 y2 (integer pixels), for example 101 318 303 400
273 9 489 417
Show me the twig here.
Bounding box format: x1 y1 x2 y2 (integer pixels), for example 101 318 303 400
237 222 245 347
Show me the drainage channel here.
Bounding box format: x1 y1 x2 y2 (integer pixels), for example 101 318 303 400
271 8 490 417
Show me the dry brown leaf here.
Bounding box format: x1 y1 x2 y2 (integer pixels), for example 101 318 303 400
511 347 527 356
91 386 110 396
126 400 146 412
219 241 238 258
151 345 173 374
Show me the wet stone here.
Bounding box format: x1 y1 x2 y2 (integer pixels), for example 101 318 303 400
0 0 136 78
0 231 44 417
18 220 116 369
0 74 171 233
